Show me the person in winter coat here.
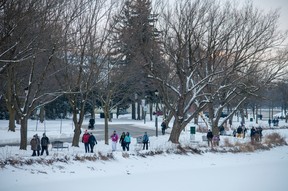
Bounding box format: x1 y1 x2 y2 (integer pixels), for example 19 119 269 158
119 132 126 151
142 132 149 150
110 130 119 151
124 132 131 151
206 129 213 147
35 134 41 156
161 120 167 135
212 134 220 147
30 135 38 156
82 130 90 153
41 133 50 156
88 133 97 153
250 127 256 142
237 126 243 138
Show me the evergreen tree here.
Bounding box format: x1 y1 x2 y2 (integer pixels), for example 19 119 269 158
109 0 160 102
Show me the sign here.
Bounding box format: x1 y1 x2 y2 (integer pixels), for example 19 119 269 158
190 126 196 141
190 126 196 134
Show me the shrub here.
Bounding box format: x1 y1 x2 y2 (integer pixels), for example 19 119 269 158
264 132 287 146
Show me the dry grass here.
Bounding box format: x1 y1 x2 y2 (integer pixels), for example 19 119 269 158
97 152 114 161
223 138 234 147
0 132 286 168
219 132 286 153
73 154 98 161
122 152 129 158
264 132 287 146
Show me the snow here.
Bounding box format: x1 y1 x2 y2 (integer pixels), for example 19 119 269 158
0 115 288 191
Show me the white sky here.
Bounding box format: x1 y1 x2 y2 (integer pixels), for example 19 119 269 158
245 0 288 31
0 115 288 191
166 0 288 31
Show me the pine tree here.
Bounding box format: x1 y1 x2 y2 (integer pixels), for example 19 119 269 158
109 0 160 119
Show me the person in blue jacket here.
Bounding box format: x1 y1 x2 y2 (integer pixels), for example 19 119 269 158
142 132 149 150
124 132 131 151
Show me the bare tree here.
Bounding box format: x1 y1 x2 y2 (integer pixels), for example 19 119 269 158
0 0 67 149
147 0 288 143
57 0 117 147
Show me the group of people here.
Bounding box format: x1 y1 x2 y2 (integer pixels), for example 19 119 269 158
109 130 150 151
82 130 97 153
233 125 248 138
31 128 150 155
250 126 263 142
268 118 279 127
206 129 220 147
119 132 131 151
30 133 50 156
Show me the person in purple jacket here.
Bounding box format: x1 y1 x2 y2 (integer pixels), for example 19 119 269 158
110 130 119 151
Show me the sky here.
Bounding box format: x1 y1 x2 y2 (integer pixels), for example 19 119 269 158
246 0 288 32
167 0 288 32
0 114 287 191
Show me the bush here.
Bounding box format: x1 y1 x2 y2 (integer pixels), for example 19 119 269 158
264 132 287 146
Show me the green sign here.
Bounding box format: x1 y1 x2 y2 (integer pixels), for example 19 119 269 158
190 126 196 134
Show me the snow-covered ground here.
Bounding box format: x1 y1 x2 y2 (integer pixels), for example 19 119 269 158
0 115 287 191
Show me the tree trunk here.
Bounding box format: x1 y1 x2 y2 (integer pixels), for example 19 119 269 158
137 100 141 120
255 105 259 124
240 108 245 125
168 120 183 143
132 102 136 120
71 110 82 147
193 115 198 125
149 103 153 121
20 117 28 150
212 121 219 136
72 123 81 147
39 107 45 123
104 107 109 145
8 109 16 132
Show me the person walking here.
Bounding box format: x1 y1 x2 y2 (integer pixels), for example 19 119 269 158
161 120 167 135
250 126 256 143
88 133 97 153
142 132 149 150
35 134 41 156
124 132 131 151
206 129 213 147
119 132 126 151
110 130 119 151
40 133 50 156
236 126 243 138
30 135 38 156
82 130 90 153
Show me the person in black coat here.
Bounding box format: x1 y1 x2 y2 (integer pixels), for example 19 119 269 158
161 120 167 135
119 132 126 151
250 127 256 142
88 118 95 129
41 133 50 156
206 129 213 147
88 133 97 153
237 126 243 138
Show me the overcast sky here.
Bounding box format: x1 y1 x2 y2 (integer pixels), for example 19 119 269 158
246 0 288 31
166 0 288 32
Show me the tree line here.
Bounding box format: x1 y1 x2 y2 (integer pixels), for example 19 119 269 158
0 0 287 149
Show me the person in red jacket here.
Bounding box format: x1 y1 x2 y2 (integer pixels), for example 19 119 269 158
82 130 90 153
110 130 119 151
